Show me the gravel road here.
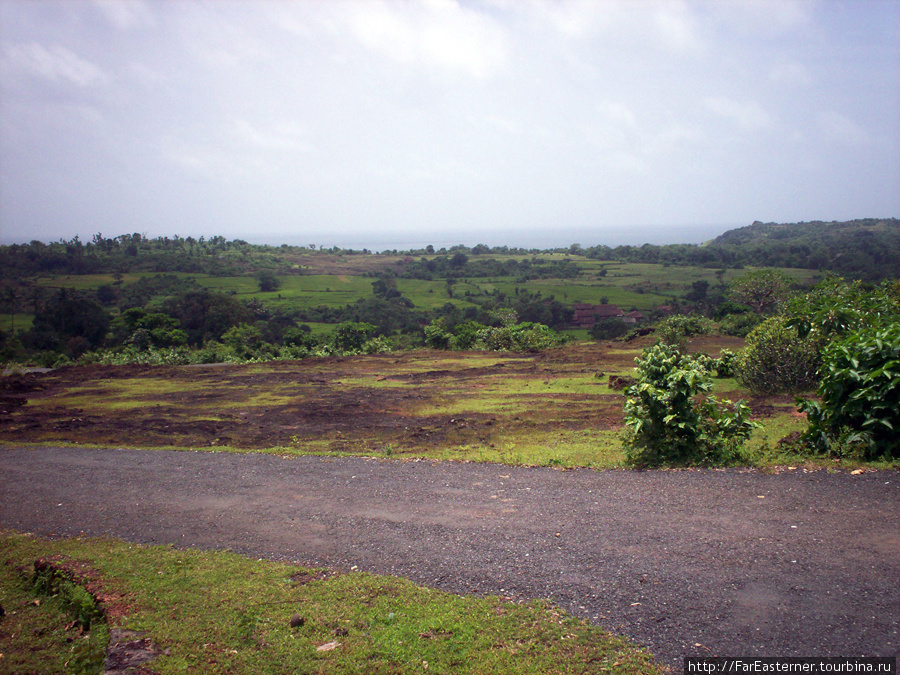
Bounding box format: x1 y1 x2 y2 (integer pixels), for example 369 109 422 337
1 445 898 667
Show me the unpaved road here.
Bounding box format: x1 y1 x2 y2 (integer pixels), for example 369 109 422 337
1 446 898 667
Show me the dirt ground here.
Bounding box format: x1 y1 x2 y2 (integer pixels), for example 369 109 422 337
1 446 898 668
0 339 763 455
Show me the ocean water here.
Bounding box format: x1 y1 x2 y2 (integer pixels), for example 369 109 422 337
247 223 739 253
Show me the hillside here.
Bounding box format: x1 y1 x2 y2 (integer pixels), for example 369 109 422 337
707 218 900 279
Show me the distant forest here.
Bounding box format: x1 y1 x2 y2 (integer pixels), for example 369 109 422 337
1 218 898 281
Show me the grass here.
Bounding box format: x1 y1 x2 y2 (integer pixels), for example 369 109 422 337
25 262 822 324
3 336 896 473
0 531 664 675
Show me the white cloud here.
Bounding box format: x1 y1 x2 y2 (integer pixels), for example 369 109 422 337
3 42 110 88
707 0 814 38
817 110 870 146
703 96 773 132
233 119 309 153
769 62 812 87
653 0 704 55
340 0 509 79
92 0 155 30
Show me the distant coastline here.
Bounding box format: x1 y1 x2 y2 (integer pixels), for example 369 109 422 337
236 223 739 253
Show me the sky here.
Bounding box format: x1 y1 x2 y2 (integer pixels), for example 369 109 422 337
1 0 898 251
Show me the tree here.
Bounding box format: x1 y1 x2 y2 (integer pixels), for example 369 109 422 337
450 252 468 268
256 269 281 293
727 269 795 314
29 289 110 353
329 322 377 353
163 289 252 345
222 323 266 359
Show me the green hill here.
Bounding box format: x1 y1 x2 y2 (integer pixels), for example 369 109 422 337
707 218 900 279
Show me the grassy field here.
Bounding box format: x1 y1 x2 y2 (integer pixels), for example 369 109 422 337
14 260 821 329
3 335 889 472
0 531 663 675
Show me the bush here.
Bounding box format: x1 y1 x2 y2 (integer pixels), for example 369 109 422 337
623 343 758 467
424 318 453 349
734 316 822 394
799 323 900 459
475 321 566 352
655 314 713 349
449 320 486 350
713 349 737 378
589 318 629 341
718 312 760 337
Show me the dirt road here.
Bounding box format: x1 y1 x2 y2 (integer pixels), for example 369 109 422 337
1 445 898 666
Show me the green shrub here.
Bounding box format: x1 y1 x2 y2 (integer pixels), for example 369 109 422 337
623 343 758 467
734 316 822 394
423 318 453 349
799 323 900 459
718 312 760 337
589 317 629 341
449 320 485 350
713 348 737 378
655 314 713 348
475 321 566 352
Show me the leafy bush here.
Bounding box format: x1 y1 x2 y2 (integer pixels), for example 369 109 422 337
589 317 629 341
623 343 758 467
718 312 760 337
655 314 713 349
328 322 378 353
799 323 900 459
713 348 737 378
734 316 822 394
423 318 453 349
475 321 566 352
449 320 487 350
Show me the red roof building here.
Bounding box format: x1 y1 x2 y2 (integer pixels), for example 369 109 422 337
572 303 624 328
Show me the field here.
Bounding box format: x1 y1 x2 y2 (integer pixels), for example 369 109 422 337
8 260 821 331
1 334 829 470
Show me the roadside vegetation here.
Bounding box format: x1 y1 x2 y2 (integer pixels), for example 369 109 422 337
1 220 898 672
1 220 898 468
0 531 663 675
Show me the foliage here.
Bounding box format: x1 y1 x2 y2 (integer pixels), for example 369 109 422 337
108 308 187 349
713 349 737 378
27 289 110 354
163 288 253 345
734 316 822 394
424 318 453 349
798 323 900 459
256 269 281 292
623 343 758 467
717 311 760 337
784 274 900 341
655 314 713 349
707 218 900 281
328 321 378 353
727 268 795 315
589 317 629 341
222 323 273 360
423 313 566 353
449 320 487 350
475 321 566 352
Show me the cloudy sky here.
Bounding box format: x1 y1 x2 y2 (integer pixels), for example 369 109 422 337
1 0 898 250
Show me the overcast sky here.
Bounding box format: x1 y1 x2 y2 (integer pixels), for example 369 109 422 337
1 0 898 250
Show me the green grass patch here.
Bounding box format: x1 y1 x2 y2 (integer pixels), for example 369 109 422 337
0 531 663 675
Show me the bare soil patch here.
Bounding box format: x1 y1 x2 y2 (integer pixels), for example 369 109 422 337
0 343 651 454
